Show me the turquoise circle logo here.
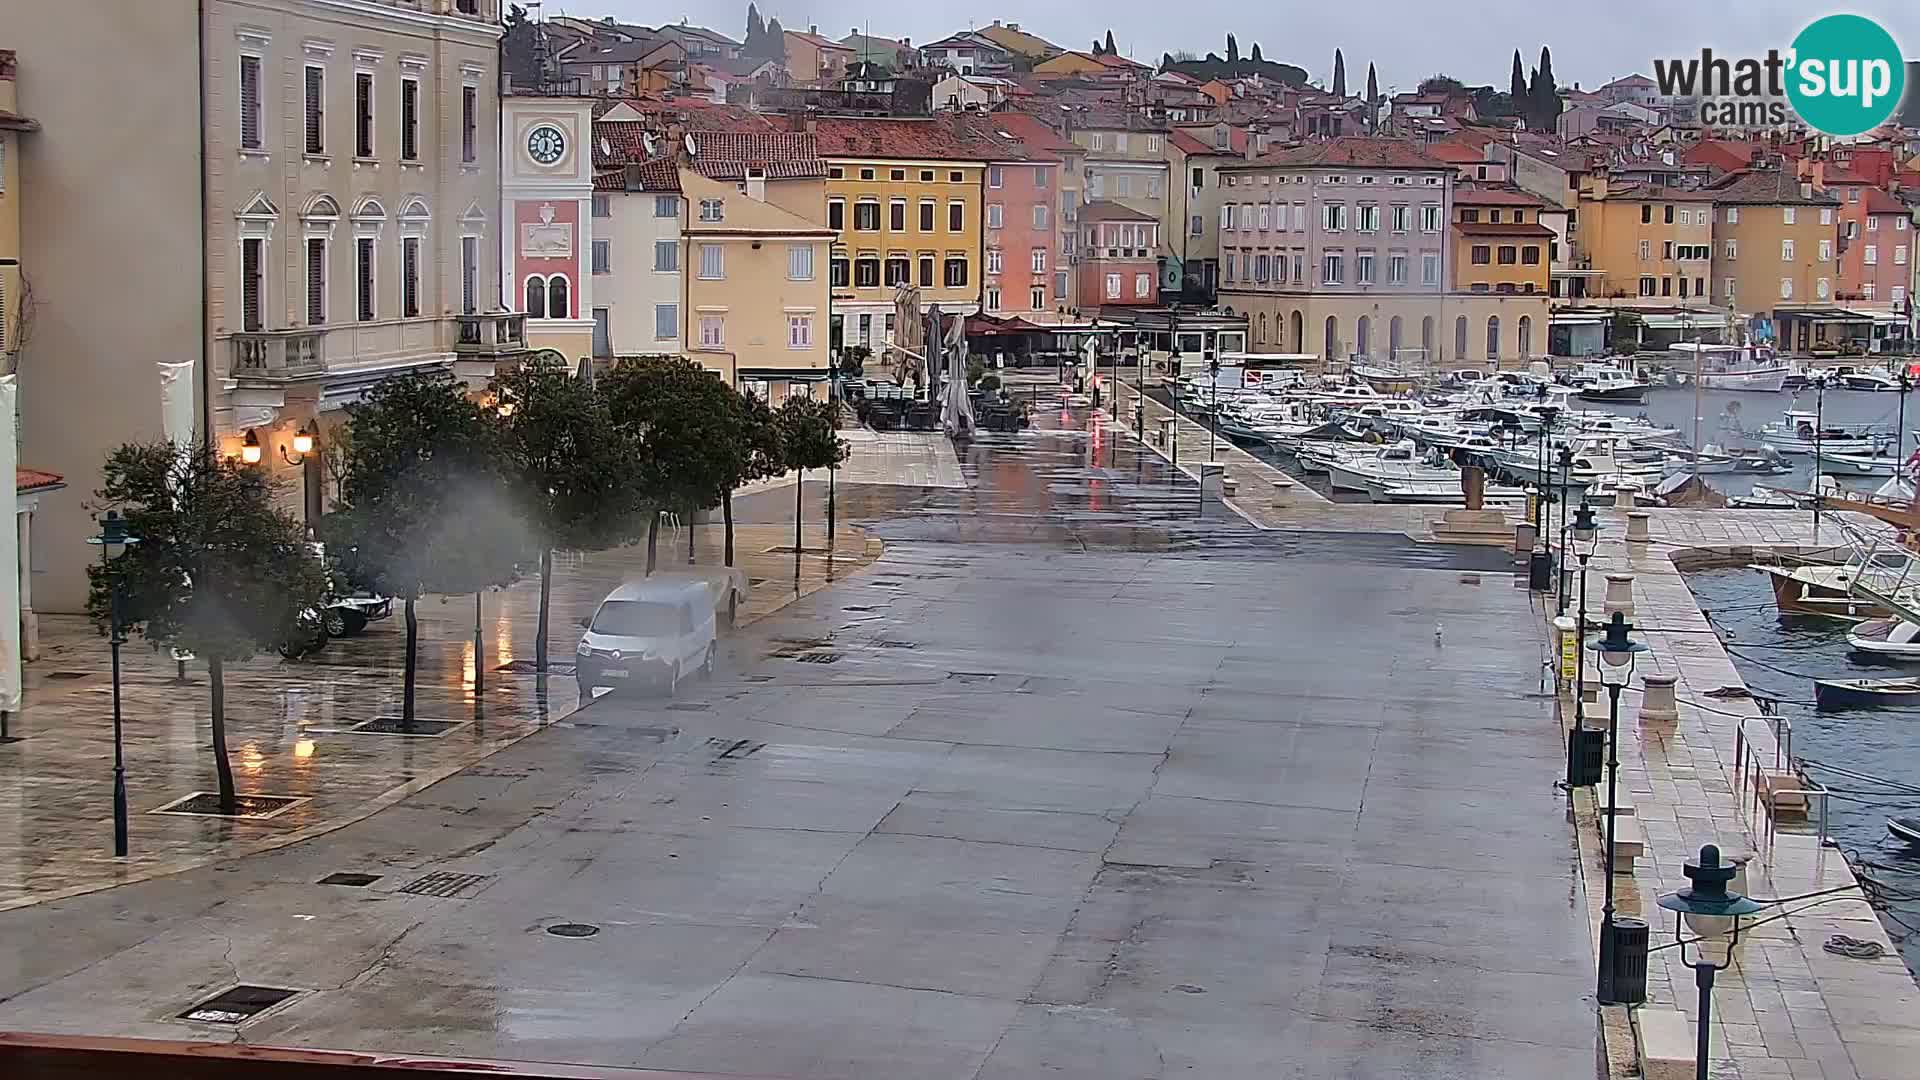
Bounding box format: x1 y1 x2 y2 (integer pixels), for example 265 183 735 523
1786 15 1905 137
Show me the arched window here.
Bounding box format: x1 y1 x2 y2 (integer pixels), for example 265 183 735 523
1356 315 1371 359
1454 315 1468 361
1485 315 1501 360
524 275 547 318
1258 312 1268 344
1290 310 1304 353
1389 316 1403 359
1422 316 1435 357
1323 315 1340 361
1518 315 1533 359
547 274 569 319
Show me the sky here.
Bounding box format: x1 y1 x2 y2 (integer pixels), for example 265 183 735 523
569 1 1920 95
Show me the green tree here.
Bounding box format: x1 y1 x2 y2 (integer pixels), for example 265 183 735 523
1418 74 1465 96
501 4 541 90
763 17 787 62
1510 50 1528 105
493 358 649 673
1104 30 1117 56
1532 46 1562 133
1250 43 1262 63
773 396 848 577
1226 34 1239 63
1332 49 1346 97
601 357 739 573
744 3 765 55
1365 63 1379 131
88 443 328 813
322 373 529 725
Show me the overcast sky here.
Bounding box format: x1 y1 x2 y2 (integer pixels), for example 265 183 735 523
571 1 1919 94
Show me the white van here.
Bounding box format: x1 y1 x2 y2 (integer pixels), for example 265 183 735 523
575 577 717 696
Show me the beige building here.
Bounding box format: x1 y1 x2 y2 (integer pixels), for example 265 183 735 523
681 169 833 400
9 0 511 612
1703 166 1843 349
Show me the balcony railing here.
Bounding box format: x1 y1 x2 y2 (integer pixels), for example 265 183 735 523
455 312 527 354
232 330 325 379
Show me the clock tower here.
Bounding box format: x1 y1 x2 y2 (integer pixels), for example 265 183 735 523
500 94 596 361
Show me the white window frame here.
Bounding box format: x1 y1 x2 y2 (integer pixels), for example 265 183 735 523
1134 272 1150 298
1726 207 1739 224
399 76 421 162
1322 251 1343 285
353 68 376 160
787 312 813 349
1780 277 1794 300
591 238 611 275
1031 248 1047 273
699 243 724 280
1783 207 1796 225
1725 239 1738 259
985 248 1003 274
400 234 423 317
1782 239 1795 260
788 244 815 281
986 203 1003 229
1422 252 1439 285
303 63 326 156
238 52 265 153
1818 240 1832 261
357 236 378 320
698 313 725 348
1420 205 1442 233
1220 204 1234 231
699 199 724 223
655 303 678 341
987 166 1003 189
1104 273 1121 299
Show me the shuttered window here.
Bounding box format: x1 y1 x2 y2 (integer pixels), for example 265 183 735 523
241 239 264 332
461 86 477 163
239 56 262 150
306 238 327 324
304 66 325 154
356 238 375 320
402 237 421 317
461 236 478 314
400 79 419 161
355 73 374 158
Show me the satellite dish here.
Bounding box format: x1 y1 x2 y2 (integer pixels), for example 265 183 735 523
642 132 658 155
599 136 611 158
684 133 698 157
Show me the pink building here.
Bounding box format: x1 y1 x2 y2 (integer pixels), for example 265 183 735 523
982 151 1060 316
1843 186 1912 310
1077 201 1160 310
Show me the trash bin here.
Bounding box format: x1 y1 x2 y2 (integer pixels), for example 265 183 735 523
1529 549 1555 592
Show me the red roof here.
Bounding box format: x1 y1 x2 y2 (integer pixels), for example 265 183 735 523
1425 140 1485 165
1227 137 1448 171
1453 184 1548 207
1455 221 1558 238
594 126 826 179
811 114 1017 162
17 469 62 492
1080 200 1157 223
1821 167 1872 185
1863 187 1908 215
1167 127 1246 156
986 111 1079 157
594 157 680 192
1704 166 1840 206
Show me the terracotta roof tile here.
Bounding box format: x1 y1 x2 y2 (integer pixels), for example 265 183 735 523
1863 186 1908 215
17 468 63 492
594 157 681 192
1167 127 1245 156
811 114 1017 162
594 125 826 179
1080 199 1157 223
1455 221 1558 237
986 111 1079 156
1704 166 1840 205
1225 137 1448 171
1453 184 1548 207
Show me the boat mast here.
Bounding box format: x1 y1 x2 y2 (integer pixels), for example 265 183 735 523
1688 314 1702 486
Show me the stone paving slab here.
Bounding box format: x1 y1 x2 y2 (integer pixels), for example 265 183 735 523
0 522 879 912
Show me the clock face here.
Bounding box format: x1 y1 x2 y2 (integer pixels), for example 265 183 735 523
527 125 566 165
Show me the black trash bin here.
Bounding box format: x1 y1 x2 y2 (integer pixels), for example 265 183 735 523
1528 549 1556 592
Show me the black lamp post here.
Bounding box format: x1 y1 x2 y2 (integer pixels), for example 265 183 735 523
1556 445 1575 615
1590 610 1648 1004
1148 346 1168 440
1208 355 1222 462
88 510 140 858
1813 372 1826 537
1656 845 1764 1080
1572 501 1598 728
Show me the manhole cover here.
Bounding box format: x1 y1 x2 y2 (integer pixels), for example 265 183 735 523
44 671 92 681
546 922 601 938
349 716 466 738
398 871 494 899
318 872 381 887
178 985 299 1025
150 792 307 819
795 651 841 664
495 660 577 676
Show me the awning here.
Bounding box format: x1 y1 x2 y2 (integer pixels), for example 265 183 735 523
1638 312 1724 330
1549 314 1608 326
735 368 833 382
964 314 1049 336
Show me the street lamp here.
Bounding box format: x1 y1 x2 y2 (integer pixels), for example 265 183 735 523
1572 501 1598 729
1812 372 1827 536
1656 845 1764 1080
1208 354 1222 462
239 428 263 465
1589 610 1648 1005
88 510 140 858
1556 444 1575 615
281 422 319 529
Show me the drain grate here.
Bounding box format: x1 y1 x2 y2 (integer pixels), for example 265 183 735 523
151 792 307 819
546 923 601 938
708 737 764 761
318 872 381 887
666 702 710 712
348 716 465 738
179 985 299 1025
870 640 917 650
397 871 494 899
794 651 841 664
494 660 577 676
45 671 92 681
947 671 998 684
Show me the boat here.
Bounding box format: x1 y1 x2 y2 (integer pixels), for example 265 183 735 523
1729 485 1802 510
1846 617 1920 660
1831 365 1904 392
1325 440 1429 493
1813 676 1920 710
1889 817 1920 844
1368 478 1529 505
1757 410 1894 456
1671 342 1790 392
1578 371 1652 403
1661 444 1790 476
1759 564 1889 621
1821 450 1906 478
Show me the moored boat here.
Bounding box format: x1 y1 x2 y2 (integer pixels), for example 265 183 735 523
1889 817 1920 844
1760 564 1889 621
1814 677 1920 710
1847 617 1920 660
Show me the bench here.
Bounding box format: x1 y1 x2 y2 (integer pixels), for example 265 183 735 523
1598 783 1636 820
1636 1007 1714 1080
1758 771 1809 816
1594 805 1644 872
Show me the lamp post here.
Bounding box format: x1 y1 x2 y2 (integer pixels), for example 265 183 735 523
1572 501 1598 728
1208 354 1222 462
88 510 140 858
1656 845 1764 1080
1813 372 1826 537
1556 445 1575 615
281 421 318 530
1146 346 1167 441
1590 610 1648 1004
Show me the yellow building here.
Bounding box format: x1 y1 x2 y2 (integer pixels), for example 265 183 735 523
813 115 1006 350
0 51 33 365
1701 166 1843 349
679 168 834 401
1451 186 1553 296
1571 176 1717 306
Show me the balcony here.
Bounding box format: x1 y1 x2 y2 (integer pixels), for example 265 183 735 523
232 330 325 380
455 312 527 356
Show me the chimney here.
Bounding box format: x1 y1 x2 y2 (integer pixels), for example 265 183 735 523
808 24 818 36
805 105 819 134
1244 123 1261 160
992 19 1002 27
902 37 910 48
746 167 767 202
624 162 644 191
1008 23 1020 31
1800 181 1814 199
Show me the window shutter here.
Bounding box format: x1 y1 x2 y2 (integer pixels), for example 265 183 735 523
461 236 478 314
402 238 420 317
357 238 375 320
401 80 419 160
307 239 326 324
355 73 373 158
239 56 262 149
305 67 325 154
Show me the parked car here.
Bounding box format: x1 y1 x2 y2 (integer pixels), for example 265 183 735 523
575 577 717 697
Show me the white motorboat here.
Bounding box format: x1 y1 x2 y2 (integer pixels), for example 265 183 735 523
1758 411 1894 456
1660 444 1790 476
1821 450 1906 478
1578 371 1652 403
1847 617 1920 660
1326 440 1427 492
1671 342 1789 392
1368 479 1530 505
1831 365 1904 393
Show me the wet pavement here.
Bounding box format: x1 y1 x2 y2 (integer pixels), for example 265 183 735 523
0 393 1592 1077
